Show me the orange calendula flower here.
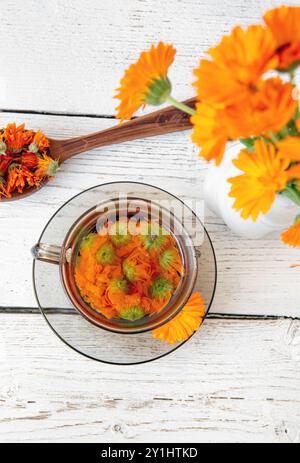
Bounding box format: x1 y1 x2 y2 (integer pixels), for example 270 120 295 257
287 164 300 182
21 152 38 169
115 42 176 120
0 122 54 199
152 292 206 344
5 165 41 197
281 216 300 248
4 123 33 151
191 78 297 165
35 153 59 177
264 6 300 70
30 129 50 153
193 25 277 105
278 136 300 162
226 78 297 138
228 140 289 221
191 103 230 165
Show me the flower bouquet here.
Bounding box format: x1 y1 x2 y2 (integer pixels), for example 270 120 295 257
115 5 300 247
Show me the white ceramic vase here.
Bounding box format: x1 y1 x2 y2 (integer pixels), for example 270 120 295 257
203 142 299 239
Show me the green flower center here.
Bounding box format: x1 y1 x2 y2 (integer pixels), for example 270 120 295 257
96 243 115 265
139 223 167 251
122 260 136 282
119 306 145 321
150 276 173 300
159 249 175 271
80 232 98 250
110 221 131 247
109 277 128 293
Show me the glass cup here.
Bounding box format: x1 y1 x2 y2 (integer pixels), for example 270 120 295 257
32 182 217 364
32 193 200 334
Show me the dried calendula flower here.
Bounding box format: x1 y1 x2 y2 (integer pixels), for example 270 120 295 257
35 153 59 178
0 123 56 199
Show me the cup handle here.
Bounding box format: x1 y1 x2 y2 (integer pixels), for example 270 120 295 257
31 243 61 265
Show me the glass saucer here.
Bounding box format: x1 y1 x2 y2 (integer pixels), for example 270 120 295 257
33 182 217 365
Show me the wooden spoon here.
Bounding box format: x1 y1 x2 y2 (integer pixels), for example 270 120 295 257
2 98 195 201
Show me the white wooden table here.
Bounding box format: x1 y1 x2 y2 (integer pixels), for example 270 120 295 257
0 0 299 443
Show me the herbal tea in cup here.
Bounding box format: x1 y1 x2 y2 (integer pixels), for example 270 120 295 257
32 193 199 334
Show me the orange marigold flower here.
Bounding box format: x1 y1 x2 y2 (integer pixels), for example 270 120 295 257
228 140 289 221
191 103 230 165
0 155 12 176
4 123 33 151
31 129 50 152
192 78 297 165
264 6 300 70
286 164 300 182
21 152 38 169
278 136 300 162
281 216 300 248
115 42 176 120
35 153 59 177
226 78 297 138
152 292 206 344
5 165 40 196
193 25 277 105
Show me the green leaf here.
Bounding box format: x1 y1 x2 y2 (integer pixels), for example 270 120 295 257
240 137 259 152
282 186 300 207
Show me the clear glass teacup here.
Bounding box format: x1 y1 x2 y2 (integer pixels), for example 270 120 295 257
32 191 201 334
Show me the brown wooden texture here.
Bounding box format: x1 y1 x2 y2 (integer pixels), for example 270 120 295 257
50 98 195 162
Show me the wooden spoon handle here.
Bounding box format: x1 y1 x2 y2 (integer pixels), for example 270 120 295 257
52 98 196 163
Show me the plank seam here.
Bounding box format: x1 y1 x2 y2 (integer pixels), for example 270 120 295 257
0 307 298 320
0 109 118 119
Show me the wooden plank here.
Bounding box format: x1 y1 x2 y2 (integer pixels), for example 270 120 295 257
0 112 299 316
0 0 299 115
0 314 299 442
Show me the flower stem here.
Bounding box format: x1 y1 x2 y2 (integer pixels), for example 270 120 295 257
164 95 196 116
289 69 296 85
268 131 279 145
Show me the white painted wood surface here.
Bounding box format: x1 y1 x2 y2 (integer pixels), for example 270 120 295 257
0 315 300 443
0 0 299 443
0 0 299 115
0 112 299 316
